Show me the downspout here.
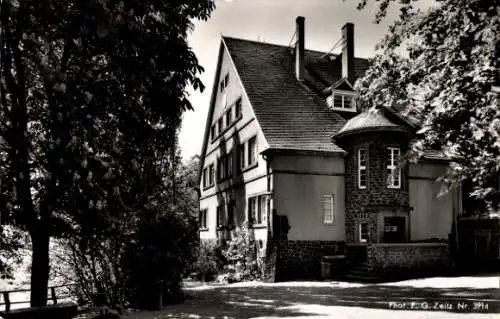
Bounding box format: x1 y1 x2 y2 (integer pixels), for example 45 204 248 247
262 151 277 282
262 152 273 240
453 184 461 256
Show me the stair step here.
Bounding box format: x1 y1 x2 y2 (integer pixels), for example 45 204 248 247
351 264 369 270
348 269 371 276
344 274 380 283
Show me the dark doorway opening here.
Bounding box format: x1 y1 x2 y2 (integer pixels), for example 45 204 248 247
383 216 406 243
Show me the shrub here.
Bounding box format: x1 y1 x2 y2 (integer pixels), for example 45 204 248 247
190 240 222 282
219 223 261 283
64 207 199 310
122 212 198 309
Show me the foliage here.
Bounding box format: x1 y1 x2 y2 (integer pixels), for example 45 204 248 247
0 225 26 279
58 148 202 310
0 0 215 306
190 225 263 284
190 240 222 282
219 223 261 283
61 207 199 309
123 212 199 308
353 0 499 210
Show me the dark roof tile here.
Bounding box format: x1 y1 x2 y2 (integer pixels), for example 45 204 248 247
223 37 370 153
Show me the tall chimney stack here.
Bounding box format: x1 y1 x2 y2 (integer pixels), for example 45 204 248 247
295 16 305 81
341 23 354 83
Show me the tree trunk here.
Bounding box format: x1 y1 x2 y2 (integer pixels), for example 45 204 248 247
30 226 50 307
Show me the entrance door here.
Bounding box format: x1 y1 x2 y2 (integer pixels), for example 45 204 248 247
383 216 406 243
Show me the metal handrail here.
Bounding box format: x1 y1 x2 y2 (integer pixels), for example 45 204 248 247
0 283 77 312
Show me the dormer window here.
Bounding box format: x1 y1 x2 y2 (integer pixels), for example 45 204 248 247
220 73 229 92
327 90 356 112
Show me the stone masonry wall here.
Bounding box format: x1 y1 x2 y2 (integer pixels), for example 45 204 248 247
367 243 451 278
273 240 344 281
338 131 410 243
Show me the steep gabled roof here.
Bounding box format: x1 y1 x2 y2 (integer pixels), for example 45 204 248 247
222 36 370 153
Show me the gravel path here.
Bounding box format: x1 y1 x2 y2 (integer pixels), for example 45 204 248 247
124 275 500 319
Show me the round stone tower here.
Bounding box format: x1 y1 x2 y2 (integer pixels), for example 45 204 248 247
333 107 411 244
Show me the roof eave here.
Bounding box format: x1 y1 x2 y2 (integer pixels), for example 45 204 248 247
197 39 225 186
332 125 408 141
262 147 346 157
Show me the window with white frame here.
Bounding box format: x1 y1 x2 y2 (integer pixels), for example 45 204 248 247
387 147 401 189
257 239 265 257
248 194 269 225
217 118 223 134
238 144 245 171
225 108 232 126
226 150 233 178
217 156 226 181
199 209 208 230
210 124 216 140
216 205 225 228
208 163 214 186
248 136 257 166
248 197 257 223
323 194 335 224
358 148 367 189
327 90 356 111
202 168 208 188
227 201 234 227
235 98 242 118
359 223 369 243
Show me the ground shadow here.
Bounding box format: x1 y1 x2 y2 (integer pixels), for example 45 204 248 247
126 278 500 318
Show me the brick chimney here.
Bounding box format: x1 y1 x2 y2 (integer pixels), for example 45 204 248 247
295 16 305 81
341 23 354 83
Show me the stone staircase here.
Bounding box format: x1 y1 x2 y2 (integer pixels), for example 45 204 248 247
344 261 380 283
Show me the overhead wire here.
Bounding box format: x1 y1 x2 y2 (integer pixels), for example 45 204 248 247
287 30 297 48
316 37 345 62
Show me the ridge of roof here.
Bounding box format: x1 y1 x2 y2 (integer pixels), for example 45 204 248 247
221 35 336 57
221 35 370 64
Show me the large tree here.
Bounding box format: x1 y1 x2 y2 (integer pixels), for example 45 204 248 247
353 0 499 210
0 0 214 306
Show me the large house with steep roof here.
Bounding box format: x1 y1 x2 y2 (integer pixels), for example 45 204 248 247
198 17 463 281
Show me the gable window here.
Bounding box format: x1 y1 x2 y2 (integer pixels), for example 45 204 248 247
208 163 215 186
217 156 226 181
202 168 208 188
199 209 208 230
238 144 245 171
227 201 235 227
210 124 216 140
248 194 269 226
217 118 223 134
216 205 225 228
327 90 356 111
387 147 401 189
359 222 369 243
248 197 257 224
357 148 367 189
248 136 257 166
220 73 229 92
235 98 242 118
226 150 233 178
225 108 233 127
323 194 335 224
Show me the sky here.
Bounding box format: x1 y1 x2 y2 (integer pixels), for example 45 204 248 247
179 0 435 161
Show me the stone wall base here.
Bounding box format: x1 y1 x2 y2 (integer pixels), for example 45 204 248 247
367 243 451 280
269 240 344 281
